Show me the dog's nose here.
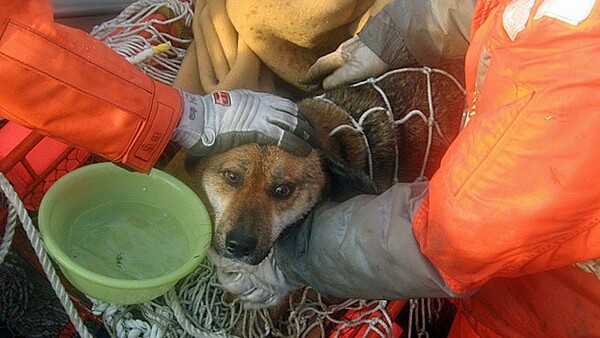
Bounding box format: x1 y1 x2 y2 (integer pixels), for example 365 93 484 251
225 228 257 258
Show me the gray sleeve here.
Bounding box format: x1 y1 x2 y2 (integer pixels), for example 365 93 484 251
275 182 468 300
358 0 475 67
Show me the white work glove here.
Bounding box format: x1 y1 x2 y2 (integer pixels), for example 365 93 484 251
207 248 302 309
172 89 318 157
299 36 389 91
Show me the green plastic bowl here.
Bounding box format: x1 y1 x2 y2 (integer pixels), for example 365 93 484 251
39 162 211 305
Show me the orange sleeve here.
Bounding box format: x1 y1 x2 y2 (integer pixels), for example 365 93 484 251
0 0 182 173
413 2 600 294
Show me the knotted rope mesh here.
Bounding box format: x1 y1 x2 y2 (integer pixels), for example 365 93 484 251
315 66 467 186
90 259 402 338
90 0 195 85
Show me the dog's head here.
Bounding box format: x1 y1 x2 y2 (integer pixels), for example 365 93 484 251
167 144 326 265
164 101 385 266
166 69 464 266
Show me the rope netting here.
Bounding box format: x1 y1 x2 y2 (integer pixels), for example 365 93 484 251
0 1 459 336
0 174 94 338
315 66 467 186
90 0 195 85
90 262 402 338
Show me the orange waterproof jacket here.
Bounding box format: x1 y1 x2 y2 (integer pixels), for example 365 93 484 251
0 0 182 173
414 0 600 336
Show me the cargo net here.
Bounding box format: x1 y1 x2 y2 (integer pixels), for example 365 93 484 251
91 262 406 338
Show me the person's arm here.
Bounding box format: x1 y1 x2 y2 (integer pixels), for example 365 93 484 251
359 0 474 68
0 0 181 172
211 182 467 309
300 0 475 90
0 1 317 172
276 182 466 300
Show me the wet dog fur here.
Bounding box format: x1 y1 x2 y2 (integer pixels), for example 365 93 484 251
166 144 326 265
165 67 465 266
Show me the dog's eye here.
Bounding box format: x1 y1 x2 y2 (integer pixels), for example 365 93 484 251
223 171 242 186
273 184 294 199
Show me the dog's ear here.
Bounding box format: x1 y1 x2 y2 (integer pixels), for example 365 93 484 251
298 98 380 196
320 151 379 195
184 155 203 173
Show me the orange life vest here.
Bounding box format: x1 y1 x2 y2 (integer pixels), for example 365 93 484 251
414 0 600 336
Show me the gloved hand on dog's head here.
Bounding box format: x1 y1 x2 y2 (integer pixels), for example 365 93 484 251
207 247 303 309
299 35 390 91
172 89 319 157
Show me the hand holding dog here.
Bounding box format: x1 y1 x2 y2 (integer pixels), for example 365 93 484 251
299 36 389 90
173 89 318 157
207 248 302 309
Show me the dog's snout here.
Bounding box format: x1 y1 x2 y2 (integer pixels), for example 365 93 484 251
225 228 257 258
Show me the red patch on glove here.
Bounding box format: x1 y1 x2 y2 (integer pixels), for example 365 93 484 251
213 91 231 107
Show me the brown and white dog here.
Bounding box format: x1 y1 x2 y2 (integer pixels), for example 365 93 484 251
165 67 466 266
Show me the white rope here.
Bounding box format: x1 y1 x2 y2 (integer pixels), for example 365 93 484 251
93 263 403 338
317 66 467 185
325 106 388 181
164 288 236 338
0 173 93 338
0 196 16 264
91 0 194 85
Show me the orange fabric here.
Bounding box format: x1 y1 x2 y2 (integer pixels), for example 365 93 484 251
413 0 600 336
0 0 182 172
468 0 500 42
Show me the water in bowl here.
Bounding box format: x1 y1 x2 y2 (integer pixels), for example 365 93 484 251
65 201 190 280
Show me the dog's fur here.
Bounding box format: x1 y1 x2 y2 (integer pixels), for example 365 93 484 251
165 68 465 266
